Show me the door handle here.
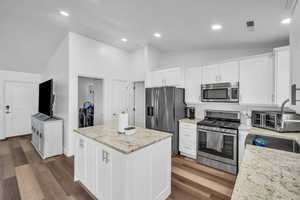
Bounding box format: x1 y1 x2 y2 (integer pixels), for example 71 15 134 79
102 150 106 162
105 151 110 164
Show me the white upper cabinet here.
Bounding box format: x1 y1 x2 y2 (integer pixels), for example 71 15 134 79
218 61 239 83
185 67 202 103
239 54 274 105
150 71 164 87
164 67 184 87
147 67 184 88
202 64 219 84
202 61 239 84
274 46 290 106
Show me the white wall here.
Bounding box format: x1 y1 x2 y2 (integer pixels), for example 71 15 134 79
290 3 300 113
130 47 148 81
68 32 132 155
130 45 162 82
0 70 41 139
43 35 69 154
158 48 274 69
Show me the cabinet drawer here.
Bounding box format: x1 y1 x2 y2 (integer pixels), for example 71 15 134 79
180 138 196 148
180 129 196 137
179 144 197 155
180 123 197 130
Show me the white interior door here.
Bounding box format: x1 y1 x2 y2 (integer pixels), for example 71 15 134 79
134 81 145 128
111 80 132 128
4 81 38 137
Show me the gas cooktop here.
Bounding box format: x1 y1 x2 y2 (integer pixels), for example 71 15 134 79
198 119 240 130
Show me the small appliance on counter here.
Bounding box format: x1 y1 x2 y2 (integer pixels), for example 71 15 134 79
252 99 300 132
118 112 136 135
185 106 195 119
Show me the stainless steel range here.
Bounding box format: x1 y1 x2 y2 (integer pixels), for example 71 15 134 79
197 110 240 174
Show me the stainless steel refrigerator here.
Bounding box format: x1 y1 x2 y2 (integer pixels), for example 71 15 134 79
146 87 186 156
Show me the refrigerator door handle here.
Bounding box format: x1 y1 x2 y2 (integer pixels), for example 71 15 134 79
147 106 154 116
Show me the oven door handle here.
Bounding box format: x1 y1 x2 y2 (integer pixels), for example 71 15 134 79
198 129 237 136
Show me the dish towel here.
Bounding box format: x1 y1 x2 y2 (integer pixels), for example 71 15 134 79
206 133 224 152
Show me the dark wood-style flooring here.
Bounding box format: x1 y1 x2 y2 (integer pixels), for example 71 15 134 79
0 135 236 200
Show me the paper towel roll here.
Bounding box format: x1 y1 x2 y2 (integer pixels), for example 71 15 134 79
118 112 128 133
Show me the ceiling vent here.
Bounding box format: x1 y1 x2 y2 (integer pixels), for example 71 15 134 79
246 20 255 32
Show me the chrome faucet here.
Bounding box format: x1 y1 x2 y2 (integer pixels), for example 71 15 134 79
281 99 290 116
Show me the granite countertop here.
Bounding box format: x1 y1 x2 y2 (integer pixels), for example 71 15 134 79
250 127 300 145
179 118 201 124
74 125 172 154
232 145 300 200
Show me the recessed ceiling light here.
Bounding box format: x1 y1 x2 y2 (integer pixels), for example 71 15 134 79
281 18 292 25
121 38 128 42
153 33 162 38
211 24 222 31
60 10 69 17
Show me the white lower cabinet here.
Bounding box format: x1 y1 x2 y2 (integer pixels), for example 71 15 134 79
31 115 63 159
179 122 197 159
74 133 171 200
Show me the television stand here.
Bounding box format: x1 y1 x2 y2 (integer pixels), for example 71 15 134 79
31 114 63 159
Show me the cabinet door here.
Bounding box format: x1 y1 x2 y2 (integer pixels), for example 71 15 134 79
150 71 163 87
240 55 274 104
39 129 44 157
96 146 105 200
85 139 97 196
219 61 239 83
97 145 125 200
202 64 219 84
75 136 86 183
274 47 290 106
185 67 202 103
31 119 38 147
164 68 184 87
97 145 112 200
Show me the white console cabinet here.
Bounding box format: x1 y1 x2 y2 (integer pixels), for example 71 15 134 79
31 114 63 159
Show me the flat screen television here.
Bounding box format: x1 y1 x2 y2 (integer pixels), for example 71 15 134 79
38 79 54 117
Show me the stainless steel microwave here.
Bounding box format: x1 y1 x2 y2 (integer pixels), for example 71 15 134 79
201 82 239 103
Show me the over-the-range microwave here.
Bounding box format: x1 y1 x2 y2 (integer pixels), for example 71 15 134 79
201 82 239 103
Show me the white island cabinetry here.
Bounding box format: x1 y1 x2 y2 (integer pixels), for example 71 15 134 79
74 126 172 200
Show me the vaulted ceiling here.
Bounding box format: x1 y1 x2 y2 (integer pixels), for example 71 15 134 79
0 0 293 73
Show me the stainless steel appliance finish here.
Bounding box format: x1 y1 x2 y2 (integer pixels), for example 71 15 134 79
197 110 240 174
201 82 239 103
252 110 300 132
291 84 300 105
245 134 300 153
146 87 186 156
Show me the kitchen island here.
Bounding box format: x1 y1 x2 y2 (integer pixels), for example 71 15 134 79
73 125 172 200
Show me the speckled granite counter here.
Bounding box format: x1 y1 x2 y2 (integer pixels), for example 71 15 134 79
178 118 201 124
232 145 300 200
74 125 172 154
250 127 300 145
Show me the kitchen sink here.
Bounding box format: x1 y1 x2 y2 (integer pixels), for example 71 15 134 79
245 134 300 153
